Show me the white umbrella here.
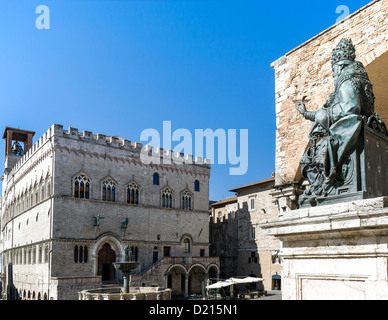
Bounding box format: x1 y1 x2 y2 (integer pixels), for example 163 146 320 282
242 276 263 283
227 276 263 284
206 281 231 289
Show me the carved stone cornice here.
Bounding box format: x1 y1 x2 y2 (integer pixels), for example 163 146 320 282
54 144 211 178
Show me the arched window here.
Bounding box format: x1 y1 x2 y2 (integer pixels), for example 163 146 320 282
127 182 140 205
134 246 138 262
41 185 45 200
47 181 51 197
74 174 90 199
153 173 160 185
161 187 173 208
102 178 116 202
74 246 78 263
183 238 190 253
38 246 42 263
79 246 84 263
74 245 88 263
181 190 193 210
44 245 49 263
194 180 200 192
83 246 88 263
35 188 39 204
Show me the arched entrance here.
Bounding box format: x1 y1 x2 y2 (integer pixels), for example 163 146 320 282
98 243 116 282
166 265 187 297
208 265 220 281
188 264 206 296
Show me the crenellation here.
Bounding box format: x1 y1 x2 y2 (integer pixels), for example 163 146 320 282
163 148 171 158
122 139 132 150
185 154 194 164
108 136 119 148
134 142 143 150
67 127 79 139
52 124 63 137
143 144 153 155
171 151 183 165
194 156 203 164
46 124 208 166
82 130 93 141
96 133 106 144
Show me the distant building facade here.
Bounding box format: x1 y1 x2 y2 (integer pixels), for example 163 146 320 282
210 176 281 291
0 124 219 300
209 196 238 279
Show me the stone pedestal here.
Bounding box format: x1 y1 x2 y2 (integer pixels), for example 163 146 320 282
261 197 388 300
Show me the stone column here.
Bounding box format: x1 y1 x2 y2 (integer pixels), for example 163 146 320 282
184 274 189 298
202 272 208 297
164 275 169 289
6 130 13 155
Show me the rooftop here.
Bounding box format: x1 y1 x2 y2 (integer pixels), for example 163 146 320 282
229 176 275 193
211 196 238 207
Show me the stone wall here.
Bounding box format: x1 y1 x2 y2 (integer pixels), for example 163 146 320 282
272 0 388 187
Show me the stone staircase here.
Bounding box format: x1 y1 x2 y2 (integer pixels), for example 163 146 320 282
131 256 219 288
131 258 170 287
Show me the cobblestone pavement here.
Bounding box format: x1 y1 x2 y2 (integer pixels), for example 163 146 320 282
250 290 282 300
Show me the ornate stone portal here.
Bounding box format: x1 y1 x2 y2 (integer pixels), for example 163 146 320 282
263 39 388 300
296 39 388 207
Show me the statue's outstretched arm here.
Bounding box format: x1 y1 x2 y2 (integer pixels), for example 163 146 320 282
296 100 316 122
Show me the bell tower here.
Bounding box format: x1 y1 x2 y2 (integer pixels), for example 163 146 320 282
2 127 35 173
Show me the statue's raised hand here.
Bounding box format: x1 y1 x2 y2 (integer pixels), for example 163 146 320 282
296 100 307 116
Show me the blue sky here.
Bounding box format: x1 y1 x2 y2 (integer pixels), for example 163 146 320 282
0 0 371 201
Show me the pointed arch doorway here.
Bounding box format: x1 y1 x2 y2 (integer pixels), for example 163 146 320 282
98 243 116 283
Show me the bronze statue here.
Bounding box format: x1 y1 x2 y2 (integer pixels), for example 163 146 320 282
11 141 24 156
121 217 129 229
124 245 132 262
296 39 376 206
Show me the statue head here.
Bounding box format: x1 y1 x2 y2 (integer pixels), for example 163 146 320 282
332 38 356 67
332 38 356 78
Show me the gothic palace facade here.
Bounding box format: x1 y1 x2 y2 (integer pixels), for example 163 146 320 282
0 124 219 300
